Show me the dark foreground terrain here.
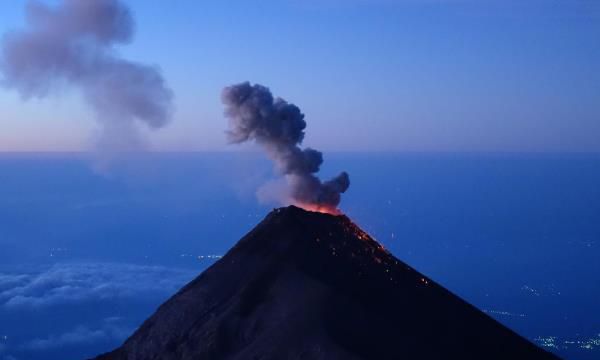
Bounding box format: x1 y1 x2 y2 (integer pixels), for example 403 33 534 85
94 206 559 360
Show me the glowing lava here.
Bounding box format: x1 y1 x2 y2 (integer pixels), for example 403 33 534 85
296 203 341 215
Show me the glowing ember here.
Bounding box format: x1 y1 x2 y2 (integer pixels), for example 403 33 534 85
296 203 341 215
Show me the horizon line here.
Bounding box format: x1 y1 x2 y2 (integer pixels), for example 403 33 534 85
0 150 599 156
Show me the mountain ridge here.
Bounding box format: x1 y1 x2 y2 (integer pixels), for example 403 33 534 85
93 205 559 359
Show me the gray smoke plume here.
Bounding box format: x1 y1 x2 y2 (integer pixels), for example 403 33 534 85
0 0 173 158
222 82 350 211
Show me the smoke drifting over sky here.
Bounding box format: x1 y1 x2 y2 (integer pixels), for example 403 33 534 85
222 82 350 211
0 0 173 158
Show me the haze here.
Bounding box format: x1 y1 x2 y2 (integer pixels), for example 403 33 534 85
0 0 598 153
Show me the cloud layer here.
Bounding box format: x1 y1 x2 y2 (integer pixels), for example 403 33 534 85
0 262 196 359
23 317 132 351
0 262 194 309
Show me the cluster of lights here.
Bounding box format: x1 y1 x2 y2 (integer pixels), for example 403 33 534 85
49 247 68 258
535 334 600 351
521 284 563 297
483 310 526 318
197 255 222 260
521 285 541 296
178 254 223 260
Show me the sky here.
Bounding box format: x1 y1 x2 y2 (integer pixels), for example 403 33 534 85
0 0 598 153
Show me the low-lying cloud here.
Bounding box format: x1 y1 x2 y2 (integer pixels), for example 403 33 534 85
0 262 195 309
22 317 132 351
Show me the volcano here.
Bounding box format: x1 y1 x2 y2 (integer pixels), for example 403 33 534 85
93 206 559 360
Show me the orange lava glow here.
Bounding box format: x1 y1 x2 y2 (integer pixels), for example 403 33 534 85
296 203 341 215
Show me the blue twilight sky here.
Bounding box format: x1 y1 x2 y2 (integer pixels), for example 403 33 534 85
0 0 598 152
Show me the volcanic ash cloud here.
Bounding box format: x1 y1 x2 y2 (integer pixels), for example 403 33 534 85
222 82 350 211
0 0 173 160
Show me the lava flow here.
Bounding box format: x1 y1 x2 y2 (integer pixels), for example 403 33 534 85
295 202 342 215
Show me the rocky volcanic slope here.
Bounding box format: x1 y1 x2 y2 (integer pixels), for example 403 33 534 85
93 206 560 360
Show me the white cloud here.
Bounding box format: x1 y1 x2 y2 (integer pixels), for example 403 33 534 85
0 274 30 293
0 262 195 309
22 317 133 351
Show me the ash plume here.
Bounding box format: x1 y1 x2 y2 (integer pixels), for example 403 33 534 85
0 0 173 159
222 82 350 210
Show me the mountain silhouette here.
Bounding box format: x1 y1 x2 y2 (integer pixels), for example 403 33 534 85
93 205 559 360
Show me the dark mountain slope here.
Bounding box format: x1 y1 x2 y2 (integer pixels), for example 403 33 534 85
94 205 559 360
